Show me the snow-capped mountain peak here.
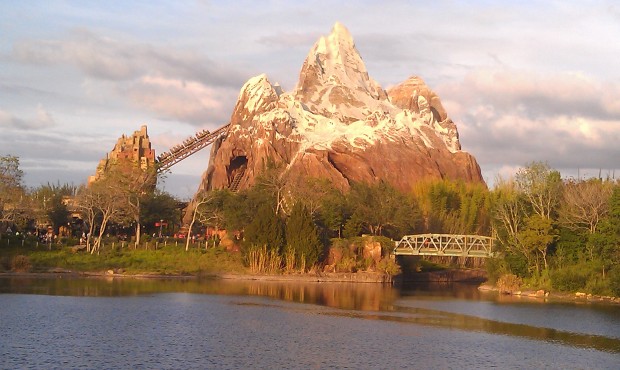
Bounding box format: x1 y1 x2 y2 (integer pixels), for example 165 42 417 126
194 23 484 196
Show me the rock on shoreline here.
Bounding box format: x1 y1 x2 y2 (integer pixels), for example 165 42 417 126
478 284 619 305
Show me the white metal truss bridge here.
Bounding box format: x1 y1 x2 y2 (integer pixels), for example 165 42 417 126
393 233 495 258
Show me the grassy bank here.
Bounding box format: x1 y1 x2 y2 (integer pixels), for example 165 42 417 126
0 238 246 275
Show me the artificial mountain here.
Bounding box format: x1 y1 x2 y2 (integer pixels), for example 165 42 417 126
195 22 484 197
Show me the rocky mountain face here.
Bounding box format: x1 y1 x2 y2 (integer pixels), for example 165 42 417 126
195 22 483 196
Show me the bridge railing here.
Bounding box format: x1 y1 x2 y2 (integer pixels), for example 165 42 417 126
393 233 495 258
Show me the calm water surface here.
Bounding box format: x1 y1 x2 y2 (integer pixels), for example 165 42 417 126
0 276 618 369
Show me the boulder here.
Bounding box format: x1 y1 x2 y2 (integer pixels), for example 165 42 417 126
362 241 382 263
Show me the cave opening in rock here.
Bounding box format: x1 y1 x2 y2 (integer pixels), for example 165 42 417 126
227 155 248 190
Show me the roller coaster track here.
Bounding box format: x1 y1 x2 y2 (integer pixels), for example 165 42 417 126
228 168 246 192
155 123 230 173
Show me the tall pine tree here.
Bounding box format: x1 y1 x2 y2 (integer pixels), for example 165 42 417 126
286 203 323 270
244 203 285 253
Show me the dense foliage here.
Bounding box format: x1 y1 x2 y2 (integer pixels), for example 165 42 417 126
285 203 323 269
2 154 619 294
490 162 620 295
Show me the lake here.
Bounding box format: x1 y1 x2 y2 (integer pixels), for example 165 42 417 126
1 276 618 369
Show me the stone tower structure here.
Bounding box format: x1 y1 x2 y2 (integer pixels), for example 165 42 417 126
88 125 156 185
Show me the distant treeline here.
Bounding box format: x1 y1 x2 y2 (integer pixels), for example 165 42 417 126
2 154 619 294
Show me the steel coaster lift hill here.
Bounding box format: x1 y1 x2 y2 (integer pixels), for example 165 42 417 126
155 123 230 175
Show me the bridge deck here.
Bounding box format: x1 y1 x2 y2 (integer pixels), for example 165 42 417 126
393 233 495 258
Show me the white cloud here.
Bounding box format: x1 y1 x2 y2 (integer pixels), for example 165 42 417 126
123 75 238 125
257 31 320 48
0 105 55 130
441 70 620 120
438 69 620 175
11 29 249 127
12 29 246 87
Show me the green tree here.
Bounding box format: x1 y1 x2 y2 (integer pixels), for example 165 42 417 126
222 191 252 231
140 190 181 236
46 195 70 235
220 185 273 231
518 214 557 273
244 203 285 253
554 227 587 267
346 181 416 238
515 161 562 220
559 178 613 235
0 155 29 227
343 211 364 238
411 179 491 235
30 183 76 227
104 162 157 247
286 203 323 270
493 163 562 277
491 177 529 275
75 179 127 253
254 160 288 215
317 186 350 238
588 185 620 277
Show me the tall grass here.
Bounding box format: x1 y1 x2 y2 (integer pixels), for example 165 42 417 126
284 247 295 273
246 245 282 274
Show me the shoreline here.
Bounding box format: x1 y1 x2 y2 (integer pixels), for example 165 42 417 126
478 283 619 305
1 267 486 284
2 270 618 305
218 272 393 283
0 270 394 283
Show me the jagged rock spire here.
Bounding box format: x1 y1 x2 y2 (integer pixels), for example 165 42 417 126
194 23 484 199
295 22 388 122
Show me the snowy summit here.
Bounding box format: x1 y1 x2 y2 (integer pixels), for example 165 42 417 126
194 23 484 196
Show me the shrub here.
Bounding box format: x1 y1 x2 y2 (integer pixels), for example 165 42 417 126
550 266 589 292
0 258 7 272
376 257 401 275
585 276 609 296
485 257 509 284
335 256 356 273
523 270 552 291
60 237 79 246
373 236 397 257
504 252 528 277
11 255 31 272
497 273 522 294
608 268 620 296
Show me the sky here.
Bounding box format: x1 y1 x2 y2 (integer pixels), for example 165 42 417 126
1 0 619 199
